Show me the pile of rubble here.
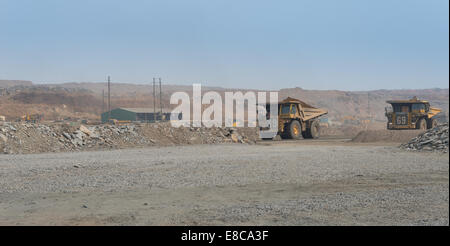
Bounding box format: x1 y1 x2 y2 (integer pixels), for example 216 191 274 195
400 123 448 153
0 122 258 154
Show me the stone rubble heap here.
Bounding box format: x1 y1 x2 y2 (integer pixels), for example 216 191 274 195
401 123 448 153
0 122 258 154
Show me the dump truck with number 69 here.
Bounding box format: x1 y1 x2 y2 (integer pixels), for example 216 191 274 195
385 97 442 130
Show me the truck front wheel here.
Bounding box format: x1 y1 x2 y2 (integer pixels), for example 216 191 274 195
285 120 302 139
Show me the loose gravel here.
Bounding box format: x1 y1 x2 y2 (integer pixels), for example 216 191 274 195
0 142 448 225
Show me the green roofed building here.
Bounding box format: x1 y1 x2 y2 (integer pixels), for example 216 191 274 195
101 108 180 123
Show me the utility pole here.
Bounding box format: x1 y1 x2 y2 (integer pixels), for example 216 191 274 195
159 78 162 119
102 89 105 113
108 76 111 121
367 92 370 119
153 78 156 122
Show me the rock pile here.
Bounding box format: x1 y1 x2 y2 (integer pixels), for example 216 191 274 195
400 123 448 153
0 122 258 154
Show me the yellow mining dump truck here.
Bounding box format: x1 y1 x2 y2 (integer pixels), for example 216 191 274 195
263 97 328 139
385 97 441 130
21 114 43 123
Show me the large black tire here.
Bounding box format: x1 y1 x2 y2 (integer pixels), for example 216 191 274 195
303 120 320 139
416 118 427 130
427 118 437 129
282 120 302 139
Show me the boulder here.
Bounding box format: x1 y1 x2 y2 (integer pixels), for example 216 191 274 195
79 125 93 136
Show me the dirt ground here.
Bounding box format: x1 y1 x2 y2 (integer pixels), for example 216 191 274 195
351 129 426 143
0 139 448 226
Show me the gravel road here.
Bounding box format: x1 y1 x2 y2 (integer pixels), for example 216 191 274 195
0 142 448 225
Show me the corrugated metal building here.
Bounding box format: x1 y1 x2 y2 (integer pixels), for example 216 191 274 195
101 108 180 123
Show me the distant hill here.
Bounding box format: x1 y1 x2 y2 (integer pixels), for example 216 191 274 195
0 81 448 129
0 80 33 88
279 87 449 124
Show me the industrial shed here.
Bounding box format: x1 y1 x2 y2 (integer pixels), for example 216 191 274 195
101 108 179 123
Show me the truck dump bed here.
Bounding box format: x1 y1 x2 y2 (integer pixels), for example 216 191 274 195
302 107 328 121
429 107 442 118
280 97 328 121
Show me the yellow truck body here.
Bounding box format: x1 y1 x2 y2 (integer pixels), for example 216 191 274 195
385 97 441 130
263 97 328 139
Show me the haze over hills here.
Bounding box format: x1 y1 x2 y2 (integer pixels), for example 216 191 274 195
0 80 448 130
279 87 449 124
0 80 32 87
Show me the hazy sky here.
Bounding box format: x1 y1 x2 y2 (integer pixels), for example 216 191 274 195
0 0 448 90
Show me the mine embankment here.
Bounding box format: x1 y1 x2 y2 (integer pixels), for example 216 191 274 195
0 122 258 154
351 129 423 143
351 123 449 153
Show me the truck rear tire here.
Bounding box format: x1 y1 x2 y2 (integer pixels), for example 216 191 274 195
416 118 427 130
303 120 320 139
284 120 302 139
427 118 437 129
